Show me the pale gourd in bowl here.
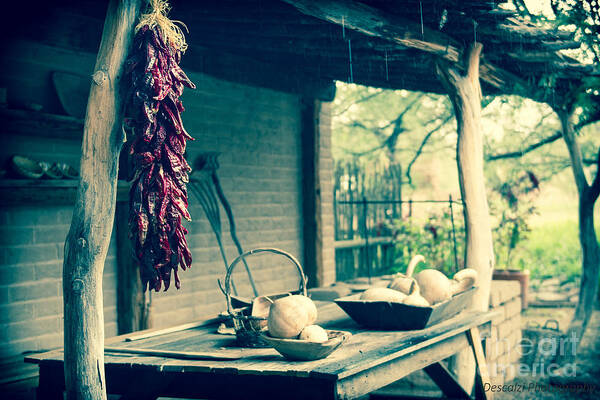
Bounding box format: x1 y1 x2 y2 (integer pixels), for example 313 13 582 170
299 324 328 343
388 255 425 294
267 295 317 338
360 287 406 302
414 267 478 305
402 280 430 307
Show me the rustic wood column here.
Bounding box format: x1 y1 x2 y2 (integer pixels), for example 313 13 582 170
301 97 324 288
62 1 142 399
116 202 150 334
436 43 495 391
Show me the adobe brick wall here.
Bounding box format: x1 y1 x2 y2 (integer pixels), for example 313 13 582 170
486 280 523 385
0 40 336 374
0 207 119 359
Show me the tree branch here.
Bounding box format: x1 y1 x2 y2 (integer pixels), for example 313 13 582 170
405 114 454 184
558 109 590 195
486 132 562 161
334 90 384 116
339 142 387 157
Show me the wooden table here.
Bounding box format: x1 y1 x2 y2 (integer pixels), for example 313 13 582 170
27 304 496 400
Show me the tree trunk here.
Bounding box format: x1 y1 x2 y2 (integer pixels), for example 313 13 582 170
557 110 600 346
62 1 142 399
436 43 495 392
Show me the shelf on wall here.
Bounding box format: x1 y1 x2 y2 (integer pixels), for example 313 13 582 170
0 179 129 206
0 108 84 140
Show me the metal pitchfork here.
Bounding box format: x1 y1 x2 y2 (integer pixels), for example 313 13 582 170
189 152 258 298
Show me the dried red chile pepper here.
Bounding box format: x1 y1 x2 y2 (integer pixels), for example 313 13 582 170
125 24 194 292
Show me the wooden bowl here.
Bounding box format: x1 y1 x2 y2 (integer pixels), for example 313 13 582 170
40 162 64 179
9 155 43 179
335 287 477 330
261 330 351 361
56 163 79 179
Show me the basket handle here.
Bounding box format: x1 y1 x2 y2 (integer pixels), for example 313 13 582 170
224 248 308 315
542 319 560 331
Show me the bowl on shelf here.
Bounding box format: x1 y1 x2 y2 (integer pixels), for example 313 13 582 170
334 287 478 330
39 162 64 179
56 163 79 179
9 155 43 179
261 330 351 361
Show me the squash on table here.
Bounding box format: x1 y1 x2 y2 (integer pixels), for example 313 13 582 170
413 269 453 305
451 268 478 295
414 267 479 305
360 287 406 302
267 295 317 338
388 254 424 294
401 280 430 307
299 325 328 343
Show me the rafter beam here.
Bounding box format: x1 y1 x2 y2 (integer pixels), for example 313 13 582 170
280 0 536 97
281 0 462 63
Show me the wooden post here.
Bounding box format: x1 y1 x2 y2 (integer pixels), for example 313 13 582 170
301 97 324 288
116 202 150 334
436 43 495 391
62 1 142 399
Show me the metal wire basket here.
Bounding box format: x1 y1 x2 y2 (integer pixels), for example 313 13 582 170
224 248 307 348
522 319 561 367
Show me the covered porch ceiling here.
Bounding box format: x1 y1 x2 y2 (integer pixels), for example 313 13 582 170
167 0 596 104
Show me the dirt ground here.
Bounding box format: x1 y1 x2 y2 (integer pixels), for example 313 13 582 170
496 307 600 400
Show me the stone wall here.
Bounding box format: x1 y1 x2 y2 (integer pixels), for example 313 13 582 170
486 280 523 385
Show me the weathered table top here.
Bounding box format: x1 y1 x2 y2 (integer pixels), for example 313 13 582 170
27 303 496 400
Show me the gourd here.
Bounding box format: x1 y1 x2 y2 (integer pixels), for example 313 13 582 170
299 325 328 343
451 268 478 295
293 295 318 325
414 267 479 305
401 280 430 307
388 255 424 294
360 287 406 302
267 295 317 338
414 269 453 305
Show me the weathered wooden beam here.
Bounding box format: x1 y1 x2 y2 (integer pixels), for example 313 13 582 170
281 0 462 63
436 43 494 392
62 0 142 399
278 0 545 100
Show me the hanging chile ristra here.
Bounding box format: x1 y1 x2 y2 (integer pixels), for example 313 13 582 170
125 1 194 291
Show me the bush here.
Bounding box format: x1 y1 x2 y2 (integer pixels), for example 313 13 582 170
515 221 584 281
388 208 465 277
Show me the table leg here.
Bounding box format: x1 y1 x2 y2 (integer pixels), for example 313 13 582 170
466 327 492 400
424 362 470 399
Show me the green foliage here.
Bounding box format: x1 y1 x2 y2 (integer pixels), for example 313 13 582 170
388 208 465 277
516 220 586 281
488 170 541 269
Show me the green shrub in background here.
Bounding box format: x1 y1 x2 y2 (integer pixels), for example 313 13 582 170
517 221 585 282
388 208 465 277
